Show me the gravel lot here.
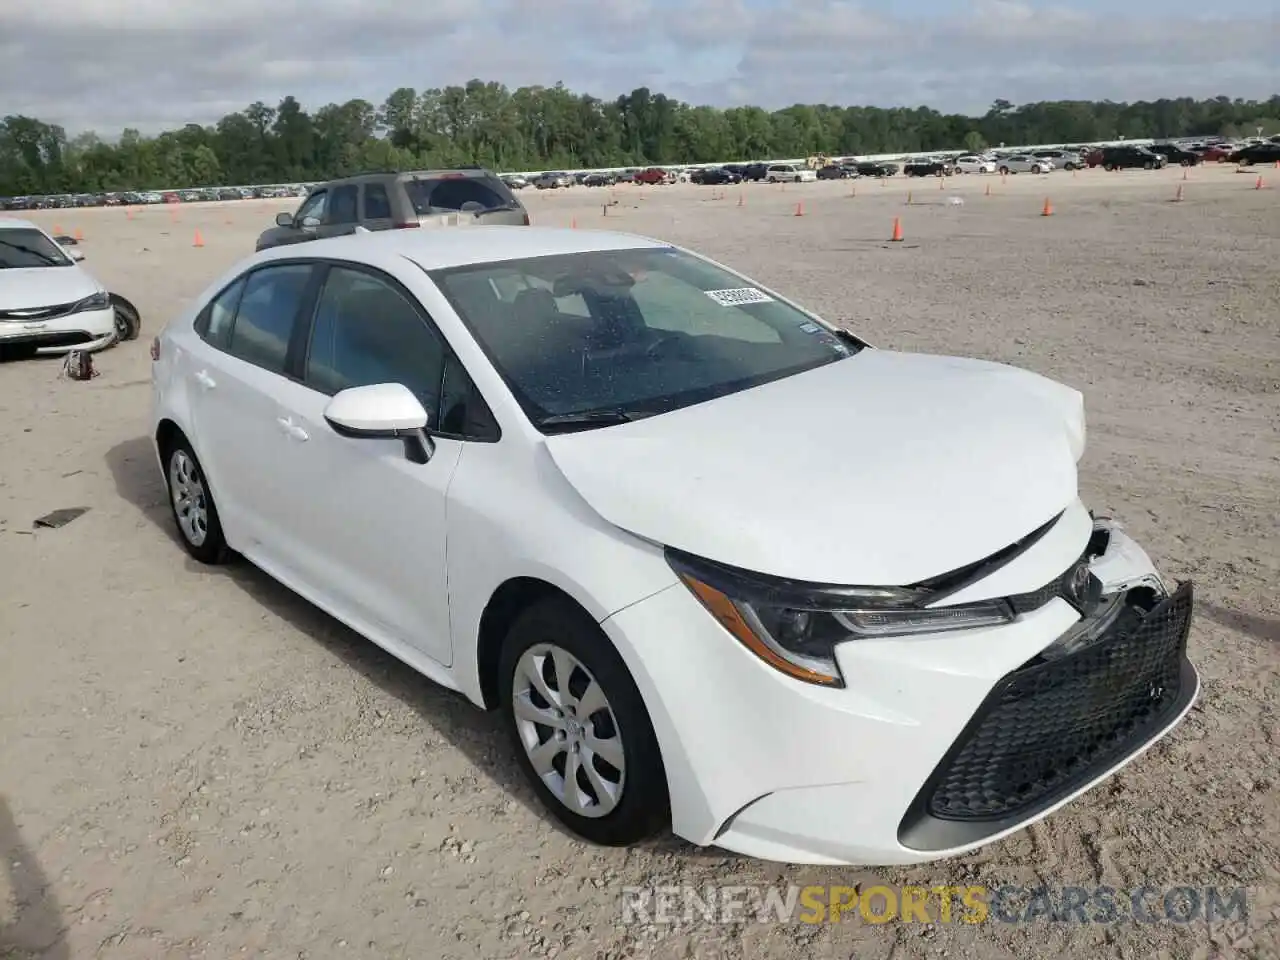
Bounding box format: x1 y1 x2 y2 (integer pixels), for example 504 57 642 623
2 163 1277 960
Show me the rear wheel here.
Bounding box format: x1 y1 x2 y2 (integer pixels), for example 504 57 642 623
499 596 669 846
164 438 229 565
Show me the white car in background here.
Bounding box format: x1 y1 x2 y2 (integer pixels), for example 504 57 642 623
997 155 1055 174
953 155 998 174
0 217 118 357
766 163 818 183
149 226 1198 866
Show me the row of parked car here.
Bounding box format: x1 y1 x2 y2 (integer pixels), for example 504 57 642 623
506 137 1279 192
2 184 309 211
7 137 1277 212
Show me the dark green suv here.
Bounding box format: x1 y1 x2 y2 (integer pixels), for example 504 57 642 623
255 168 530 251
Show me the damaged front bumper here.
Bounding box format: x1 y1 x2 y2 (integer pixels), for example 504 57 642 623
606 509 1198 865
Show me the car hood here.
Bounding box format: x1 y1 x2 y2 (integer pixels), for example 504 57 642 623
544 349 1085 586
0 266 102 310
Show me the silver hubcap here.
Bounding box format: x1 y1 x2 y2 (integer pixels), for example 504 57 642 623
512 644 625 818
169 450 208 547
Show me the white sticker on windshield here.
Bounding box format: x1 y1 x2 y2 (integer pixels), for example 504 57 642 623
704 287 774 306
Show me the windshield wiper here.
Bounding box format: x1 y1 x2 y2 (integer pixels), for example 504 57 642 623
0 239 64 266
536 409 651 433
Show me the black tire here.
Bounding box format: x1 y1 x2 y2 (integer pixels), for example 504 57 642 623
999 166 1010 175
499 595 670 846
110 294 141 341
162 435 230 565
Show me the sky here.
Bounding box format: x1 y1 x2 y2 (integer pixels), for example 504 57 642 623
1 0 1276 135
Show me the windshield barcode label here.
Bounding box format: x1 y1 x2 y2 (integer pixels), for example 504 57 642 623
704 287 774 306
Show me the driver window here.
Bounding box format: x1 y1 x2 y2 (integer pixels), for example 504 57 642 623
305 266 446 413
296 191 326 223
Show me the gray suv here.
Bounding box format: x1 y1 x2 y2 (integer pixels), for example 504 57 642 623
254 168 530 252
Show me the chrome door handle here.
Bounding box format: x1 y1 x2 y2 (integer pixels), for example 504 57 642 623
275 417 309 441
194 370 216 389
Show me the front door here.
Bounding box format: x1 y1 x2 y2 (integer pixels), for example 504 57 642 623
317 184 360 239
268 263 461 666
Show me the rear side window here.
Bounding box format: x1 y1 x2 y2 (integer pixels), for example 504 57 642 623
404 176 517 214
225 264 313 373
363 183 391 219
328 185 358 223
197 277 246 348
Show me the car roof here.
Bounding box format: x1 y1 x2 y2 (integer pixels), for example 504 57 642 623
0 217 42 232
259 226 671 272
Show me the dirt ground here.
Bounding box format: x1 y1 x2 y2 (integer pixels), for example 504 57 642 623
1 163 1277 960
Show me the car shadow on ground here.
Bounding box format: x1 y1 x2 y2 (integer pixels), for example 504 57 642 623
104 436 712 859
1199 601 1280 644
0 796 70 960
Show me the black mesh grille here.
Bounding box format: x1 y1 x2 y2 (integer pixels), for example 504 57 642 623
923 581 1193 822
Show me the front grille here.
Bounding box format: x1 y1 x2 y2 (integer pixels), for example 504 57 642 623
920 581 1193 823
0 302 76 322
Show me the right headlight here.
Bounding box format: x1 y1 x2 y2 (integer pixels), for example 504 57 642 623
666 548 1014 688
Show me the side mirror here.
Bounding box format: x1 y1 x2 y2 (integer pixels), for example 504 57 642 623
300 216 320 229
323 383 435 463
275 212 294 227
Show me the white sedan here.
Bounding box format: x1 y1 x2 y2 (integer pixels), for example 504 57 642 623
997 155 1055 174
149 227 1199 865
952 155 997 174
0 217 119 356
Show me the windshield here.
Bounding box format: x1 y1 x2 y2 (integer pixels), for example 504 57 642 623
0 228 73 268
430 246 860 429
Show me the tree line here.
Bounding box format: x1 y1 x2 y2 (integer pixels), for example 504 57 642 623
2 81 1277 195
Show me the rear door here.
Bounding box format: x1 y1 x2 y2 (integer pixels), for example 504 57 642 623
360 181 394 232
185 262 319 566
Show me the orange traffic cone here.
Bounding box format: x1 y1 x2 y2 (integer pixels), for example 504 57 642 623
1182 167 1189 181
906 191 913 205
1174 184 1184 202
794 202 804 217
1256 176 1264 190
193 230 204 248
53 223 64 235
73 227 84 241
570 217 577 229
939 178 945 190
1041 198 1054 217
126 207 134 220
890 217 903 242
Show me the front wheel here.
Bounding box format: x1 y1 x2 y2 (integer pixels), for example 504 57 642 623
111 294 141 341
999 166 1010 175
499 596 669 846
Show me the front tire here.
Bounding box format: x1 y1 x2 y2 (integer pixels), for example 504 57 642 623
164 438 229 564
499 596 669 846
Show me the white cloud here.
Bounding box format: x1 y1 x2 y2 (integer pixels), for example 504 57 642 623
0 0 1273 134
